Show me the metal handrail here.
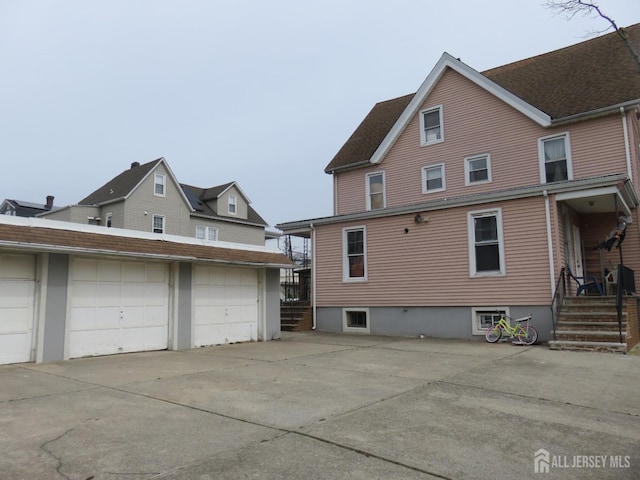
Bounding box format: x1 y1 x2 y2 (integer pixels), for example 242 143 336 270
616 266 624 344
550 267 567 342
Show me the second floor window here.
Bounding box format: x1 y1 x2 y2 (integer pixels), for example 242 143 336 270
540 134 571 183
196 225 218 241
366 172 385 210
106 213 112 228
422 164 445 193
228 195 237 215
420 106 443 145
465 154 491 185
154 173 166 196
152 214 165 234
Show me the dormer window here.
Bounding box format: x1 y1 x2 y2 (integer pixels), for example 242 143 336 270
420 105 443 146
154 173 166 196
228 195 237 215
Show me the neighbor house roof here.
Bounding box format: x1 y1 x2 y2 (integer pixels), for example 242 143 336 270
0 216 291 268
181 183 268 226
0 198 58 217
325 23 640 173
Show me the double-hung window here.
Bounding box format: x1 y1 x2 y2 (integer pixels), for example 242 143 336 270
196 225 218 241
422 164 445 193
420 106 443 145
343 226 367 282
465 154 491 185
154 173 166 196
539 133 572 183
468 209 505 276
152 214 165 234
366 172 385 210
228 195 237 215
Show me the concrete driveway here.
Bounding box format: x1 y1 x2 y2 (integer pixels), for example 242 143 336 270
2 331 639 480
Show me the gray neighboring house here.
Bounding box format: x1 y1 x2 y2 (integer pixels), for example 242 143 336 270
0 196 57 217
39 157 270 246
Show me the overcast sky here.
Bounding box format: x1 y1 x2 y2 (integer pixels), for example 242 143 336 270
1 1 639 229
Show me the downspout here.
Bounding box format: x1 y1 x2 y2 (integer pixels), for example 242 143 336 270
310 222 317 330
544 190 556 294
621 107 632 181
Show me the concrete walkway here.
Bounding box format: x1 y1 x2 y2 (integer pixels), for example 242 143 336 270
1 331 639 479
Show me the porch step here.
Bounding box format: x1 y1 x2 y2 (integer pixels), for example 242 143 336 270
549 340 627 354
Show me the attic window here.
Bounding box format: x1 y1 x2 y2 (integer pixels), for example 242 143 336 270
420 106 443 146
154 173 166 196
228 195 237 215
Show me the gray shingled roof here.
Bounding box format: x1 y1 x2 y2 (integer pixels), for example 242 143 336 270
325 24 640 173
181 184 268 226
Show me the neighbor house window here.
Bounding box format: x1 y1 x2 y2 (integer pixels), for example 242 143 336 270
468 208 505 276
152 214 165 234
196 225 218 241
343 226 367 282
343 308 370 333
465 154 491 185
228 195 237 215
154 173 166 196
422 164 445 193
366 172 385 210
539 133 572 183
420 105 443 145
471 307 509 335
106 212 112 228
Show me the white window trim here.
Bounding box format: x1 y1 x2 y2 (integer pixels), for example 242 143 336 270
152 214 165 234
422 163 446 194
228 195 237 215
471 307 510 335
106 212 112 228
419 105 444 146
196 225 218 241
342 307 371 334
538 132 572 183
467 208 506 277
154 173 166 197
343 226 368 283
366 171 386 211
464 153 492 186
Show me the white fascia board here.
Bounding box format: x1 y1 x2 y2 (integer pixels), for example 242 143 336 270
369 53 552 165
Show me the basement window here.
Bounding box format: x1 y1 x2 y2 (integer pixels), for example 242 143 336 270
343 308 370 333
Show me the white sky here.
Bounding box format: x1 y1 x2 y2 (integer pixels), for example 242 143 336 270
1 0 639 228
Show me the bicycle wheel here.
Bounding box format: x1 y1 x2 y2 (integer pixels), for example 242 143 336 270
485 325 502 343
516 325 538 345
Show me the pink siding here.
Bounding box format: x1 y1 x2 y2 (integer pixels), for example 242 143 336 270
316 196 552 307
334 68 630 216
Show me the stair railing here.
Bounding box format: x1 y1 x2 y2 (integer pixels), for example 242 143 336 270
550 267 567 342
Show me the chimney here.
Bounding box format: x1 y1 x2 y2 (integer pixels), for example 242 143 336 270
45 195 54 210
131 161 140 169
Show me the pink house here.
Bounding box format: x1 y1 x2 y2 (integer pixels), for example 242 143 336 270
278 25 640 348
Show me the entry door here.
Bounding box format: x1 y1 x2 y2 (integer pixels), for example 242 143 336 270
572 225 584 277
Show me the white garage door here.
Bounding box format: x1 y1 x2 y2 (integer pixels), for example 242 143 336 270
69 258 169 358
0 254 36 364
193 265 259 346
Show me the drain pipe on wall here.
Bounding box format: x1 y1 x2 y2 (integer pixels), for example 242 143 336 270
310 222 317 330
621 107 633 181
544 190 556 294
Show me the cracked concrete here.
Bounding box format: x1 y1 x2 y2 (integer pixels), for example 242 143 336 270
1 331 639 479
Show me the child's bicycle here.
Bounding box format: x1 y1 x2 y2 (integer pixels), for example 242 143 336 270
484 313 538 345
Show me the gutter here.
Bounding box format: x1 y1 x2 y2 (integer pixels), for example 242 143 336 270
543 190 556 295
621 106 633 182
277 174 636 232
551 99 640 126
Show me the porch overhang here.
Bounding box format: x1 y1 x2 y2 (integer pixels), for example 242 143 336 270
554 179 638 216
